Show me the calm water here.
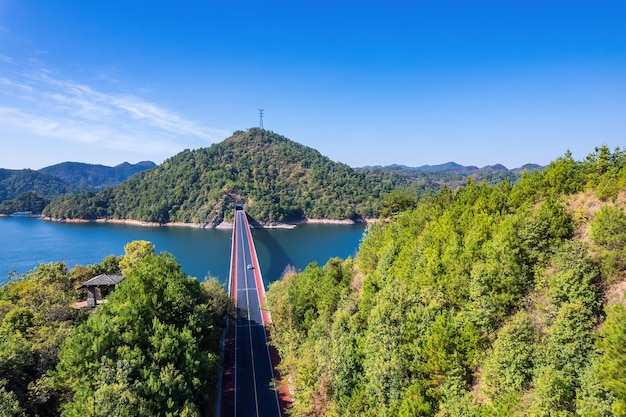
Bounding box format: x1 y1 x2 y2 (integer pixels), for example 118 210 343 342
0 217 366 287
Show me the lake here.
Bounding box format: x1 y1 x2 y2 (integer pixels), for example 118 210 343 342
0 217 367 287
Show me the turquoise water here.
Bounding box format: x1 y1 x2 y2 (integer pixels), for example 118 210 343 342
0 217 366 287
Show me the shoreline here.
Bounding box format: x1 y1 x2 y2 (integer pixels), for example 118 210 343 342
41 217 378 230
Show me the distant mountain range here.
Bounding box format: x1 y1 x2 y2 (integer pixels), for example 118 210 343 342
0 161 155 214
1 132 545 220
356 161 544 193
39 161 156 189
0 169 74 202
362 162 544 175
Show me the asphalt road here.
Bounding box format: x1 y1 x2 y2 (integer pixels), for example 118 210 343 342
232 210 281 417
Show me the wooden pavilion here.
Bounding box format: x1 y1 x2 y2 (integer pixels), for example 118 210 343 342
78 274 125 307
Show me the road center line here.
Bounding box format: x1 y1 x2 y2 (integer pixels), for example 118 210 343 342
239 214 261 417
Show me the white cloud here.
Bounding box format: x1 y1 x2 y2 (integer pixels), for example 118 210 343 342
30 71 227 139
0 69 230 159
0 105 185 157
0 77 32 91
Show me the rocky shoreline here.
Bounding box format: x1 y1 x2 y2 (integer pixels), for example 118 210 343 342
41 217 377 229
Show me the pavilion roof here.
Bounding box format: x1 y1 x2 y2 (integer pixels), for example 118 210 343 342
78 274 125 289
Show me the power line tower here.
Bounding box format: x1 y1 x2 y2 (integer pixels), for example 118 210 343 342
258 109 264 129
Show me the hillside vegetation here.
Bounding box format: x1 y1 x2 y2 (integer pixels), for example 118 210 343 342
357 162 542 193
0 241 230 416
39 130 543 224
266 145 626 416
0 162 155 215
39 161 155 189
44 128 414 225
0 168 74 215
44 129 411 224
0 168 75 209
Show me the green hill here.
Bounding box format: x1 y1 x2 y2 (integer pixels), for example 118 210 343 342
0 191 49 215
39 160 156 189
0 162 155 215
266 145 626 416
0 168 74 201
357 163 527 193
44 129 411 224
0 169 76 214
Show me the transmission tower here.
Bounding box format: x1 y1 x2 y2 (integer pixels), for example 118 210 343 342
258 109 264 129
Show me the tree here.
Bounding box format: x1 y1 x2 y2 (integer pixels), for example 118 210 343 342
0 261 82 416
481 312 535 400
530 302 595 415
0 380 25 417
262 145 626 416
118 240 155 275
380 189 418 218
590 205 626 281
55 251 229 416
596 303 626 416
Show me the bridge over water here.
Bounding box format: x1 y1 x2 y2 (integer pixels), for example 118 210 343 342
219 209 289 417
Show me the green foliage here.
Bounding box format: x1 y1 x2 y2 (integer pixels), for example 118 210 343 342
361 280 423 411
591 205 626 250
515 198 574 275
43 190 114 220
0 261 86 416
481 312 535 400
596 303 626 416
45 129 411 223
575 361 615 417
2 307 35 333
55 250 229 416
508 146 626 207
266 146 626 416
398 382 431 417
546 243 601 313
531 303 596 413
0 162 155 210
266 258 356 416
380 188 418 218
0 168 74 202
359 163 526 197
201 279 234 328
0 247 225 416
590 205 626 281
0 380 25 417
585 146 626 201
0 191 49 214
118 240 155 275
327 309 361 407
39 161 156 190
543 150 585 196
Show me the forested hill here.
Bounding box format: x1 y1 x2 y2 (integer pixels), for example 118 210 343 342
266 145 626 416
357 162 544 191
0 161 156 215
39 160 156 189
0 168 75 201
0 241 231 415
44 129 409 224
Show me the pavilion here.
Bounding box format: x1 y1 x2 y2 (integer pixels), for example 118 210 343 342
78 274 125 307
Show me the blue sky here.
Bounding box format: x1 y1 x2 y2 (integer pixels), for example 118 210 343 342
0 1 624 169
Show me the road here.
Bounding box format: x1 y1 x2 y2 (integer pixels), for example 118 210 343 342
229 209 281 417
